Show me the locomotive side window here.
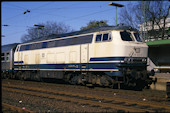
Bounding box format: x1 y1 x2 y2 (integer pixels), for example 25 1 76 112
30 44 35 50
30 43 41 50
95 34 102 42
16 46 20 52
6 52 10 61
19 34 93 51
25 45 30 50
120 31 133 41
103 33 108 41
42 42 47 48
96 33 112 42
35 43 42 49
1 53 5 61
20 45 25 51
103 33 112 41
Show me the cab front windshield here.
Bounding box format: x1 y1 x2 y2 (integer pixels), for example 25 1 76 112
134 33 144 42
120 31 144 42
120 31 134 41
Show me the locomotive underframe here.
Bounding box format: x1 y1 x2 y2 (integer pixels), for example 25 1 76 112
2 62 154 90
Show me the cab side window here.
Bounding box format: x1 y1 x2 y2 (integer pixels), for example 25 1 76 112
95 33 112 42
103 33 108 41
95 34 102 42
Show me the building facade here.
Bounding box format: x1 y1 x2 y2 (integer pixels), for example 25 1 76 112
139 15 170 72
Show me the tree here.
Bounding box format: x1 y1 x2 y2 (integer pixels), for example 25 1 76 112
119 4 138 29
137 1 169 40
119 0 169 40
80 20 109 30
21 21 73 42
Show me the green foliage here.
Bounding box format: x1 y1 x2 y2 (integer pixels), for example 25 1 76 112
80 20 109 30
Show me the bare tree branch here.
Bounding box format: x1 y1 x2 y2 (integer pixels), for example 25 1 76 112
21 21 73 43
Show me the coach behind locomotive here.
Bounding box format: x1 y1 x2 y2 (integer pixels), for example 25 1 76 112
1 43 19 79
5 26 154 90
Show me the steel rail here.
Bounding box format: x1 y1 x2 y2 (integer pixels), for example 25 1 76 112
3 83 170 111
2 102 34 113
2 86 152 112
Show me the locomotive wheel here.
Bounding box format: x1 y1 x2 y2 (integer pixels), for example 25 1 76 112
77 74 85 85
100 75 110 87
70 75 78 85
134 79 145 91
2 72 9 79
69 73 79 85
16 71 22 80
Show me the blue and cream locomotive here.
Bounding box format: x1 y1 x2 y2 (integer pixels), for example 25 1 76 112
1 26 154 90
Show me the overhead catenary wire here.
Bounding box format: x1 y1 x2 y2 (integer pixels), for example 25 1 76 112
33 5 105 10
4 30 26 36
31 1 56 10
5 2 28 10
2 2 107 24
31 10 90 22
2 13 24 22
64 8 115 22
9 2 106 27
2 4 114 29
2 1 116 45
2 6 26 11
26 2 114 23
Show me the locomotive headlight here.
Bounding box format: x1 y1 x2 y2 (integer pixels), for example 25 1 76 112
128 58 131 62
142 58 147 62
124 58 132 63
124 58 128 62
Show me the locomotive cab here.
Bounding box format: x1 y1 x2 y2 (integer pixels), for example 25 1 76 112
116 30 153 90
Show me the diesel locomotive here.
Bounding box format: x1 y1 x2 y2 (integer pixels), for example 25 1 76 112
1 26 155 90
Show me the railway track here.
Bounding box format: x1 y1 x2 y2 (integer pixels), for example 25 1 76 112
2 83 170 112
2 103 34 113
3 79 166 101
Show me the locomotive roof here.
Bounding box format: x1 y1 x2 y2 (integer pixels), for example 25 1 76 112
1 43 19 52
23 26 138 44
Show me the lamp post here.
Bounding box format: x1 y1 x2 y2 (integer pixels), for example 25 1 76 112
108 2 124 26
33 24 44 38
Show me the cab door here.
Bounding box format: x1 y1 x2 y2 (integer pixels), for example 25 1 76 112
16 45 23 70
35 54 40 70
80 44 89 71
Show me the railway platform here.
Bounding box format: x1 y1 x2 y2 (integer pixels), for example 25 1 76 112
150 73 170 91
